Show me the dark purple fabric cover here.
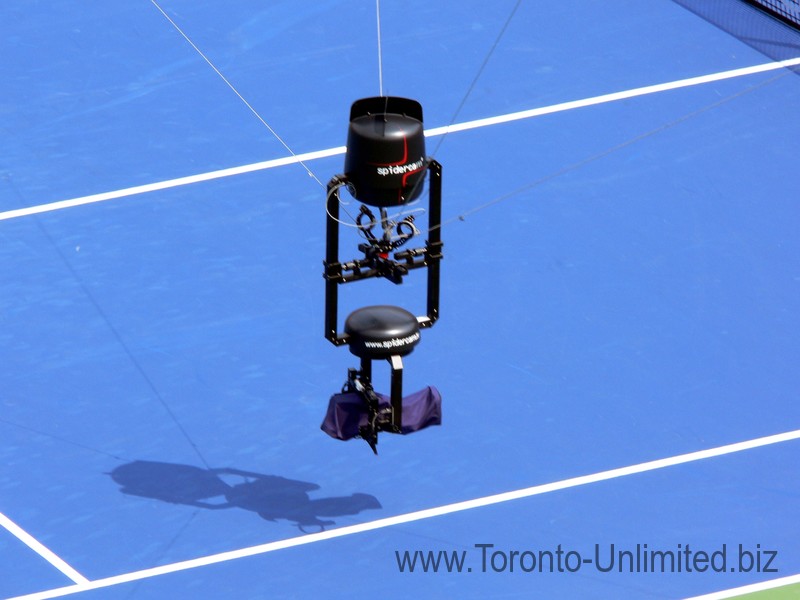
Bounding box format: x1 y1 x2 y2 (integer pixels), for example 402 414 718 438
321 387 442 440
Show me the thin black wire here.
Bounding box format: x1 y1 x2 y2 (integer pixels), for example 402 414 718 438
149 0 324 188
52 245 213 470
404 1 788 239
5 178 212 469
0 416 131 462
430 0 524 158
392 0 523 228
430 67 793 232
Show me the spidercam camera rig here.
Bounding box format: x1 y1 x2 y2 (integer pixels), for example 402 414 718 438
320 97 443 454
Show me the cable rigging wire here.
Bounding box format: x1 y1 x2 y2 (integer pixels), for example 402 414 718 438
149 0 324 187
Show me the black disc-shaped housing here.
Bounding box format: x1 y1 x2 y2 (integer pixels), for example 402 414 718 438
344 305 421 359
344 97 426 207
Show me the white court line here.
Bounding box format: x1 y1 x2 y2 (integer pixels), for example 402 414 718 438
0 512 89 586
9 428 800 600
1 55 799 224
684 573 800 599
423 55 800 137
0 146 346 223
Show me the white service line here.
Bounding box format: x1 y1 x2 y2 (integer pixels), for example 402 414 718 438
9 428 800 600
684 573 800 599
423 55 800 136
0 512 89 586
1 55 799 224
0 146 346 223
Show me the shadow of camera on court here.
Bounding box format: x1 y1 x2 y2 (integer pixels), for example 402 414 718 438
108 460 381 532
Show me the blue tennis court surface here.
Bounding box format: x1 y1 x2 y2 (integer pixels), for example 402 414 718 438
2 1 799 598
